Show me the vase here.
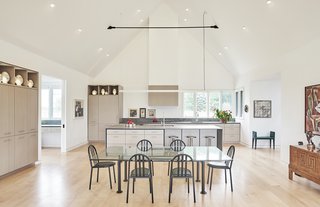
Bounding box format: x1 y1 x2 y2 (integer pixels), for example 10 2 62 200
220 119 227 124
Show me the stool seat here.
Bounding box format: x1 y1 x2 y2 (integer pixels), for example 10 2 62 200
185 136 197 146
186 136 197 139
204 136 215 139
169 136 179 139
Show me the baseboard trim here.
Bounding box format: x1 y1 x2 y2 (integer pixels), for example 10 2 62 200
66 140 88 152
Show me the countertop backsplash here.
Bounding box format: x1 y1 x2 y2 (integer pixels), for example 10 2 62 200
119 118 237 125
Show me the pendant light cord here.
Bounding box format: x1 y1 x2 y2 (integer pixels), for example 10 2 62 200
203 11 207 91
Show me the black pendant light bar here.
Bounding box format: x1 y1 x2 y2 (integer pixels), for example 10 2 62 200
107 25 219 30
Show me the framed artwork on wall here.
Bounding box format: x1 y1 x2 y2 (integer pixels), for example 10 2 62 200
139 108 146 118
147 109 156 118
253 100 271 118
129 109 138 118
74 99 84 119
305 84 320 134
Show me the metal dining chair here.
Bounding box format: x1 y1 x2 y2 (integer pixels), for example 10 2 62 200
207 145 235 192
87 145 116 190
168 153 196 203
167 139 186 175
136 139 154 175
126 153 154 203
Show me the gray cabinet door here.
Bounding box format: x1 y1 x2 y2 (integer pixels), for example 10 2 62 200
28 133 38 163
0 136 14 176
182 129 200 146
14 134 29 169
88 95 99 123
98 96 119 124
14 87 27 135
27 89 38 133
0 85 14 138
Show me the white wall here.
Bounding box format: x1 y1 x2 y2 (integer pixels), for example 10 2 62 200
0 39 92 152
94 29 234 118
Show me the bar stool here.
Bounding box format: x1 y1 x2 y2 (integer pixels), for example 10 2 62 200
204 136 215 146
186 136 197 146
168 136 179 145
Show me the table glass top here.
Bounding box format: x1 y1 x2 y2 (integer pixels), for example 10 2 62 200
98 146 232 162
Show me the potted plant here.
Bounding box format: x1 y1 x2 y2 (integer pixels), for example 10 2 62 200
214 109 232 123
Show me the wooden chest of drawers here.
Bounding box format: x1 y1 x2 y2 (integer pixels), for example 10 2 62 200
289 145 320 185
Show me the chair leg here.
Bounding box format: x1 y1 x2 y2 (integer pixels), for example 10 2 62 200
229 169 233 192
96 168 99 182
252 138 254 148
108 167 112 189
192 177 196 203
152 161 155 176
149 177 152 194
113 165 116 183
273 139 275 149
89 168 93 190
224 169 227 183
126 178 130 203
150 177 154 203
207 167 211 184
167 161 170 176
168 177 172 203
187 178 190 193
255 138 257 149
210 167 213 190
270 139 271 148
132 178 135 194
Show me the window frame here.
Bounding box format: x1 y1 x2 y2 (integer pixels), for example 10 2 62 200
41 85 62 120
235 88 244 119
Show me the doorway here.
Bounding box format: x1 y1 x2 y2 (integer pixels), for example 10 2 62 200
40 75 66 152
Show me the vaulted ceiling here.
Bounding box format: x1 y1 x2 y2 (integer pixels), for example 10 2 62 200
0 0 320 77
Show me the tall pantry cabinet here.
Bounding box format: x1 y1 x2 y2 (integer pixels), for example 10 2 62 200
88 85 123 141
0 63 38 176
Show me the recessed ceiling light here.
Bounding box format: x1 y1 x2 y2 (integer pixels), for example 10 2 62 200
242 26 247 30
218 52 222 56
183 18 188 22
185 8 189 12
224 46 229 50
98 48 103 52
140 19 144 23
106 54 110 57
77 28 83 33
136 9 141 13
49 3 55 8
266 0 272 4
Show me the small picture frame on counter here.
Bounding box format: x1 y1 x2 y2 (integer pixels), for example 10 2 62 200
129 108 138 118
148 109 156 118
139 108 146 118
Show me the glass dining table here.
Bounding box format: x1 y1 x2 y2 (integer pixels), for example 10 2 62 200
98 146 232 194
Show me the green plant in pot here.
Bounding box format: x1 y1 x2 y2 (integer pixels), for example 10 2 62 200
214 109 232 123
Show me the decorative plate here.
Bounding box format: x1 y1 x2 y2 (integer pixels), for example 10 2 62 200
27 79 34 88
1 71 10 84
92 89 97 95
15 75 23 86
101 88 106 95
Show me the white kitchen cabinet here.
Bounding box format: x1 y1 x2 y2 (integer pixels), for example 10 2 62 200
14 87 28 135
164 129 181 146
0 85 14 138
214 124 240 143
88 95 99 141
182 129 200 146
126 130 145 148
107 130 126 146
0 136 14 176
145 130 164 147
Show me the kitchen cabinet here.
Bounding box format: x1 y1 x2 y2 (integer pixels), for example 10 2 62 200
0 136 14 176
144 130 164 147
182 129 200 146
14 134 29 169
106 130 126 146
14 87 28 135
200 130 217 146
27 89 38 133
0 85 14 138
28 133 38 163
214 123 240 143
164 129 181 146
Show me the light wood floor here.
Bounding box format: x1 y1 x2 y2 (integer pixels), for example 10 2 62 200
0 144 319 207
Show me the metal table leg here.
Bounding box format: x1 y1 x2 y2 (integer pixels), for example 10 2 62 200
116 160 122 193
123 161 128 181
200 161 207 194
196 161 200 182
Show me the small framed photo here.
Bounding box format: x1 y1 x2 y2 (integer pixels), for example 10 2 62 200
147 109 156 118
74 99 84 119
129 109 138 118
139 108 146 118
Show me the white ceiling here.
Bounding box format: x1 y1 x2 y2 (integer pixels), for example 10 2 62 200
0 0 320 77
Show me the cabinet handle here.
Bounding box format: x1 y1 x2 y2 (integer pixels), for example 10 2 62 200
18 130 25 133
18 137 24 140
5 132 11 135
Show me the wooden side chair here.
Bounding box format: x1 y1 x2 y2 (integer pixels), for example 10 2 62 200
87 145 116 190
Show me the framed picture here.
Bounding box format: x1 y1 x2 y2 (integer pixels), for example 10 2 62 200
129 109 138 118
147 109 156 118
74 99 84 119
253 100 271 118
139 108 146 118
305 84 320 134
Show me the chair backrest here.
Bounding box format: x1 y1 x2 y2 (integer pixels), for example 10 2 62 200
170 154 194 177
136 139 153 151
225 145 235 168
88 145 99 167
270 131 275 138
170 139 186 151
252 131 257 138
128 154 152 177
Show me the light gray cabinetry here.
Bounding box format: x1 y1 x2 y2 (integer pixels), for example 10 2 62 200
88 95 99 140
0 85 14 138
200 130 217 146
164 129 181 146
214 123 240 143
14 87 28 135
14 134 29 169
27 89 38 133
0 136 14 176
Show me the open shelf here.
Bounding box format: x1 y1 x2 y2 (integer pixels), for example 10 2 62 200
88 85 121 96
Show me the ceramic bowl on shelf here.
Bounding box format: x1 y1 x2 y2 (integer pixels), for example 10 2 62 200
1 71 10 84
92 89 97 95
27 79 34 88
101 88 106 95
15 75 23 86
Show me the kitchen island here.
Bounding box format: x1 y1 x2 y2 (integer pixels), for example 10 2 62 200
105 124 223 150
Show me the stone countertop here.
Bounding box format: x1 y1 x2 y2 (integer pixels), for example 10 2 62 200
106 124 222 130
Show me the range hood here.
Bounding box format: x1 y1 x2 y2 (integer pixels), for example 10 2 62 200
148 85 178 106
